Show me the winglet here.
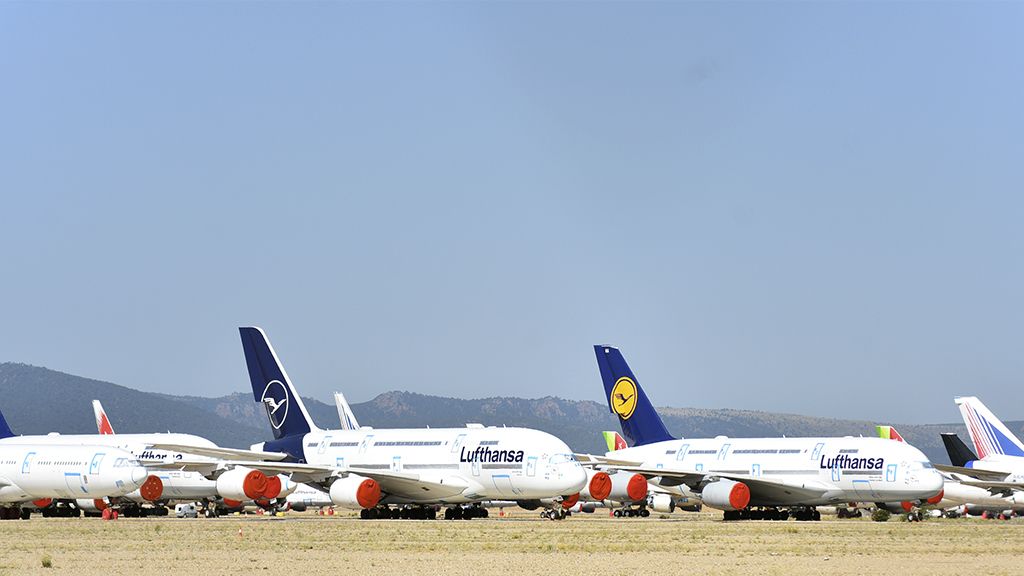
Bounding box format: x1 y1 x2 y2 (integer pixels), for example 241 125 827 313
239 327 319 440
594 345 674 447
93 400 115 435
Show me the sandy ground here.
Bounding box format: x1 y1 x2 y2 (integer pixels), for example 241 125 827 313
0 509 1021 576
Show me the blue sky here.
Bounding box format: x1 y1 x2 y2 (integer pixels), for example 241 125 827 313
1 2 1022 425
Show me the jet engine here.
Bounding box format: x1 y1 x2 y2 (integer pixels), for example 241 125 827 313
139 475 164 502
216 467 269 501
581 470 612 501
329 475 382 509
699 479 750 511
606 472 649 503
75 498 109 513
649 493 676 514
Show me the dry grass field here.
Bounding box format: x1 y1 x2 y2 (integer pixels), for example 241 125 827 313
0 509 1021 576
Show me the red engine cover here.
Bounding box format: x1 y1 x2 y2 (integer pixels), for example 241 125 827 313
589 472 612 501
242 470 268 499
561 493 580 509
139 475 164 502
626 473 648 502
355 478 382 509
262 476 282 499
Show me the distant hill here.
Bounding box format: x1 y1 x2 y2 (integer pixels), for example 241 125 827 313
1 362 1017 464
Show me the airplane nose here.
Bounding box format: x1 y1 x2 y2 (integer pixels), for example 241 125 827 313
130 465 148 487
565 463 588 493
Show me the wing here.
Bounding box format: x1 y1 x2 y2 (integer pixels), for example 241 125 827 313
933 464 1010 482
954 479 1024 496
580 455 831 506
150 459 469 501
149 443 289 462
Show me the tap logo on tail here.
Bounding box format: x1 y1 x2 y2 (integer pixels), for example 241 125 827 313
610 377 638 420
261 380 290 430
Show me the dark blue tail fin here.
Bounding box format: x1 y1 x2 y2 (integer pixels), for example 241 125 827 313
594 345 674 447
0 405 14 439
239 327 318 440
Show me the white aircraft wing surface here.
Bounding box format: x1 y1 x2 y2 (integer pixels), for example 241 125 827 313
579 455 831 505
150 443 290 462
934 464 1009 482
955 479 1024 495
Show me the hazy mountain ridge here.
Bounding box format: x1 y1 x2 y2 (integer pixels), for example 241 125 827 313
1 363 1017 464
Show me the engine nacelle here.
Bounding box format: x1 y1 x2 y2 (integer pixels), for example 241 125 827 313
567 502 597 514
329 475 381 510
561 493 580 509
700 479 750 511
216 467 269 501
649 493 676 514
606 472 649 504
581 470 612 501
75 498 109 513
139 475 164 502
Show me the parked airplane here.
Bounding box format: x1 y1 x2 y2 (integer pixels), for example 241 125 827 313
0 406 150 519
931 397 1024 494
578 346 944 521
157 327 588 520
874 425 1022 517
90 399 296 516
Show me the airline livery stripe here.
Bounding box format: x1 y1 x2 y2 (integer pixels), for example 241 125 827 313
971 405 1001 456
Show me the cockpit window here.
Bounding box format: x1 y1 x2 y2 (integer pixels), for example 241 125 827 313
548 454 575 465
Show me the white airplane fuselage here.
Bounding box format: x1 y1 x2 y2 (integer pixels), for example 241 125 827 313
0 433 219 501
0 443 148 503
609 436 943 507
269 426 587 504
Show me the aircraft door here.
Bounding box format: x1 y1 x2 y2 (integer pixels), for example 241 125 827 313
751 463 761 477
451 434 467 454
831 460 841 482
471 459 480 477
886 464 897 482
526 456 537 477
811 443 825 461
676 444 689 462
21 451 36 474
335 457 346 468
319 436 331 455
717 444 731 460
64 473 86 496
392 456 402 473
359 435 374 454
89 453 105 475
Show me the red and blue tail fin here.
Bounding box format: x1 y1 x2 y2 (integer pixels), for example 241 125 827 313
93 400 115 435
239 327 319 441
594 345 674 447
956 396 1024 458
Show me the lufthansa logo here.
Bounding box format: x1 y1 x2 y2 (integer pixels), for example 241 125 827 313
261 380 289 430
610 377 638 420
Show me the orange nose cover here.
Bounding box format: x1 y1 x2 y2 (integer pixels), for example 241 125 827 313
223 498 243 508
926 490 944 505
140 475 164 502
356 479 382 509
626 474 648 502
32 498 52 508
242 470 269 499
561 493 580 509
589 472 612 501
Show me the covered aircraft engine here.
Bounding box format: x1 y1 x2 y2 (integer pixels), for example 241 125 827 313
262 476 283 499
216 467 269 501
581 470 612 501
329 475 382 509
650 493 676 514
139 475 164 502
561 493 580 509
75 499 109 513
700 479 750 511
606 472 649 503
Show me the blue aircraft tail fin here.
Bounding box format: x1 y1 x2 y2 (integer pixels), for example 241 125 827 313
0 406 14 439
593 345 674 446
239 327 318 440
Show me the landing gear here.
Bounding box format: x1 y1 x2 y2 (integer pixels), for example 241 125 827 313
542 508 567 520
0 507 23 520
361 505 443 520
723 507 807 521
612 507 651 518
